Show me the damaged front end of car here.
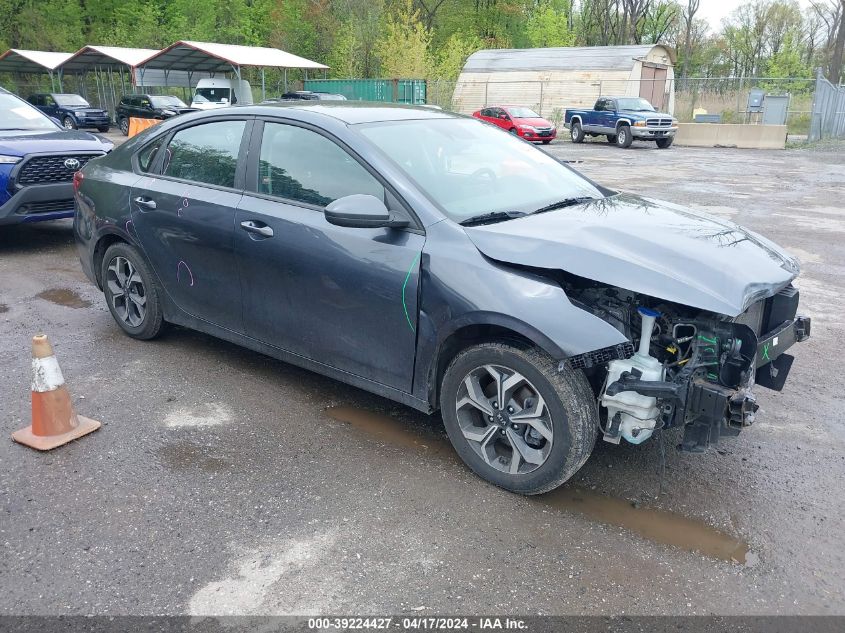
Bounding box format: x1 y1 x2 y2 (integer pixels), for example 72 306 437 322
562 281 811 452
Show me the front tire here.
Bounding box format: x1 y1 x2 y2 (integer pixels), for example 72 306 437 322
101 243 165 340
62 116 77 130
440 343 598 495
542 139 551 145
570 121 584 143
656 137 674 149
97 125 110 133
616 125 633 148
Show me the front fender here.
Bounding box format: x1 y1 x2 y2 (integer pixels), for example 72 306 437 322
412 221 628 405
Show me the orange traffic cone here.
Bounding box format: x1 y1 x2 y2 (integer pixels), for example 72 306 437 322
11 334 100 451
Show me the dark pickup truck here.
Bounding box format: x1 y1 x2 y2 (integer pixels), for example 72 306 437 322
565 96 678 149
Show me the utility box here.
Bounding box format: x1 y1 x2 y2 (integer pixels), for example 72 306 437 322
762 95 790 126
747 89 765 113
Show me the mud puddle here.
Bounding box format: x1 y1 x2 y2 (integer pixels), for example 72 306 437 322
36 288 91 309
539 487 749 564
326 406 450 455
325 405 750 564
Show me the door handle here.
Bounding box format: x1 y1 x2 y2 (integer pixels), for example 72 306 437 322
133 196 156 209
240 220 274 237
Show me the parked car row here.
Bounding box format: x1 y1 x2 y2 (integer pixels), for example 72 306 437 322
472 95 678 149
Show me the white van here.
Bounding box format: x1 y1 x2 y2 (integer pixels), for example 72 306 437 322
191 78 253 110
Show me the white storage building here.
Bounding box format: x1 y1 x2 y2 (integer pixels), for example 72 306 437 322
452 44 676 116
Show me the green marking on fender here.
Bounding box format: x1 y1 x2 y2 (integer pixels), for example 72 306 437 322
402 252 421 333
762 343 770 361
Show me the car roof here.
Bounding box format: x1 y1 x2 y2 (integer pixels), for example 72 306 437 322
232 102 459 124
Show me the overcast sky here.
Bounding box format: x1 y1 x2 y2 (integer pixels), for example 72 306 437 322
697 0 812 29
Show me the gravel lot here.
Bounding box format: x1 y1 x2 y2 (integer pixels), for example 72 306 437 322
1 138 843 616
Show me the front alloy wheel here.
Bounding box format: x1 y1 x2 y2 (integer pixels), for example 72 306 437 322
456 364 553 475
441 343 598 495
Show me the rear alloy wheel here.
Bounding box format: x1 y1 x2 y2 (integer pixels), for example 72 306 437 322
118 117 129 136
62 116 76 130
570 121 584 143
441 343 598 495
616 125 633 148
656 137 674 149
101 243 164 340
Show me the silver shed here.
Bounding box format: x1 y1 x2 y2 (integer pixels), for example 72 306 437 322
453 44 676 116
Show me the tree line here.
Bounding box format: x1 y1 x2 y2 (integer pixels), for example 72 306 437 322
0 0 843 83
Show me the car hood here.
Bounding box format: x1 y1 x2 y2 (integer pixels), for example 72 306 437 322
463 194 799 316
514 117 553 128
0 129 112 156
65 106 107 115
619 109 672 119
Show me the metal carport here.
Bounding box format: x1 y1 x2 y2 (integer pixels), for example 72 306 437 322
0 50 73 92
136 40 329 101
57 46 159 116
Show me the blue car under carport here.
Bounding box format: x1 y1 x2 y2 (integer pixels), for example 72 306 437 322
28 93 111 132
0 87 113 226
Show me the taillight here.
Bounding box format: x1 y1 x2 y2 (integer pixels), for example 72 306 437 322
72 170 83 193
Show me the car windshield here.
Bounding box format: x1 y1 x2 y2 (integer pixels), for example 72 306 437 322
53 94 90 107
616 98 656 112
0 93 57 130
357 118 603 222
150 96 187 108
193 88 229 103
507 107 540 118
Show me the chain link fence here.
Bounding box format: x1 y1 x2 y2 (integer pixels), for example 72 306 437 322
809 69 845 141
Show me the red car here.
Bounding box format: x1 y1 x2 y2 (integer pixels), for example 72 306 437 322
472 105 557 144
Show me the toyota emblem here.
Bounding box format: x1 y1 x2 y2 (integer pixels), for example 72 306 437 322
64 158 81 171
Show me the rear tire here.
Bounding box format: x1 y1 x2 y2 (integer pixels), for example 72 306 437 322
118 117 129 136
509 127 518 135
97 125 110 133
656 137 674 149
440 342 598 495
542 139 551 145
616 125 633 148
606 134 617 144
101 242 165 340
570 121 584 143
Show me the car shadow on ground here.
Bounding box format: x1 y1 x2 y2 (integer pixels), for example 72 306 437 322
0 219 75 254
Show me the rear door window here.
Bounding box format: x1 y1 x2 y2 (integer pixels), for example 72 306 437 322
161 120 247 188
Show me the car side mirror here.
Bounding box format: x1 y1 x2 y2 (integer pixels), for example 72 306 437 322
324 194 409 229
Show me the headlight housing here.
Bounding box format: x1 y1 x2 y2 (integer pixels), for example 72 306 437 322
633 120 647 127
0 155 21 164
